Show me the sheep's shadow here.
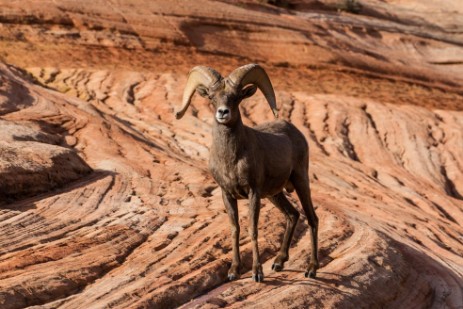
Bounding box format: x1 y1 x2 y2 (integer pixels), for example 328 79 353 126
254 269 357 286
235 269 359 299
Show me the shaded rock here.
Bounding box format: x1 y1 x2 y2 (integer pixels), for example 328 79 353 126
0 140 92 202
0 1 462 309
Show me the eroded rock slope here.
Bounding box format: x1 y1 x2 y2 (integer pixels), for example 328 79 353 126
0 1 462 308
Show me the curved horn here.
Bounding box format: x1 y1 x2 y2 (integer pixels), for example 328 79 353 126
227 64 278 118
176 66 223 119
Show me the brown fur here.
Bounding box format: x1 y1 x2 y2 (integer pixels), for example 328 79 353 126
207 95 319 282
179 65 319 282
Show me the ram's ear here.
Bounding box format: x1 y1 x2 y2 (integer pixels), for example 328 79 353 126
241 85 258 99
196 85 210 98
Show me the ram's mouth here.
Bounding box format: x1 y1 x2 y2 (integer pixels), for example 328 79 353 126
215 116 230 124
215 114 231 124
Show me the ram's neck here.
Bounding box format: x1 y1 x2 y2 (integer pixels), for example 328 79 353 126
211 118 247 163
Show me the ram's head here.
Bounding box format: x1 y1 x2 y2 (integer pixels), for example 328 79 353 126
176 64 278 125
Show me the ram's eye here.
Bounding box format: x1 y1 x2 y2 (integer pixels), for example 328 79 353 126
241 85 258 99
196 86 209 98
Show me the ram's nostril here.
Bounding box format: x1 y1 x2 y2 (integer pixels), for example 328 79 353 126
218 108 230 117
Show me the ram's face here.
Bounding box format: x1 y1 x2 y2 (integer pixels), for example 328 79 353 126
199 81 258 126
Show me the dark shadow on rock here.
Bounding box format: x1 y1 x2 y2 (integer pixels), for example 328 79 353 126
0 150 94 208
0 169 115 212
0 70 35 115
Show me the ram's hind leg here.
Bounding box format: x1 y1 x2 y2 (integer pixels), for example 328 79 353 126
249 189 264 282
268 192 300 272
291 172 319 278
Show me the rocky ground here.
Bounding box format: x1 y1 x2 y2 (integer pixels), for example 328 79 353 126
0 0 462 308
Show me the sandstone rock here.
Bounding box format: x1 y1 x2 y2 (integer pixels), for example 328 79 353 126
0 1 462 308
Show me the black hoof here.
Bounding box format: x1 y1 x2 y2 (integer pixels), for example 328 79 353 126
228 273 238 281
305 270 316 278
272 263 283 272
252 273 264 282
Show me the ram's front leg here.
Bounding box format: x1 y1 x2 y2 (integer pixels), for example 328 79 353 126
222 190 241 281
249 189 263 282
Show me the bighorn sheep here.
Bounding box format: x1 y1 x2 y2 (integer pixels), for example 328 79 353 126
176 64 319 282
